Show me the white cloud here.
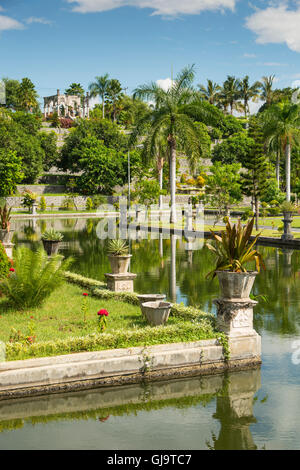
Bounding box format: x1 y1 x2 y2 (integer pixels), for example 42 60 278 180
292 79 300 88
246 3 300 53
156 78 173 91
243 53 256 58
0 14 23 31
25 17 53 25
67 0 237 17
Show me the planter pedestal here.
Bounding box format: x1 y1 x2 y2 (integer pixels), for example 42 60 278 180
214 298 257 337
214 298 261 360
105 273 137 293
3 242 14 258
282 211 294 241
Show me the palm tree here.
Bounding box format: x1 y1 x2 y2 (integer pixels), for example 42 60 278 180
105 79 123 122
260 75 275 106
17 77 38 112
238 76 261 117
221 76 241 115
88 74 110 119
198 79 221 105
132 65 220 223
263 101 300 201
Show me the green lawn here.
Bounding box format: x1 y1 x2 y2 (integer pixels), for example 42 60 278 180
0 282 216 361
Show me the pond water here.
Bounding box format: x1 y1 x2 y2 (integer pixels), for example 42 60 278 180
0 217 300 450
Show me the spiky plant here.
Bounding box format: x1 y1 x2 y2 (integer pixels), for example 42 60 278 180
206 218 265 278
107 239 129 256
0 246 73 308
41 229 64 242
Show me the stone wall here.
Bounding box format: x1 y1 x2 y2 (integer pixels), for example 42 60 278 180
16 185 66 195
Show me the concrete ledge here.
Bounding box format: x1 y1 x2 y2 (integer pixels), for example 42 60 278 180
0 336 261 399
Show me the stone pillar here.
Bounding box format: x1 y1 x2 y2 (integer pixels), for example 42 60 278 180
32 202 38 216
3 242 14 259
282 211 293 241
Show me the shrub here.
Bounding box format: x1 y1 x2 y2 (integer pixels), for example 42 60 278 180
0 241 11 280
59 118 75 129
59 197 75 211
86 197 93 211
0 247 72 309
39 196 47 212
22 191 37 212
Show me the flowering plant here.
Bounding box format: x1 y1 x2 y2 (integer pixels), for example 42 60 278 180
97 309 109 332
81 293 89 322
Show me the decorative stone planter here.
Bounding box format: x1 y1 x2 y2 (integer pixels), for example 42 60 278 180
108 254 132 274
282 211 294 241
216 271 258 300
32 202 38 216
142 301 172 326
0 229 12 243
137 294 167 317
42 240 60 256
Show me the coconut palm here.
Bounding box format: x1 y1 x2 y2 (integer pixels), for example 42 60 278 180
260 75 275 106
198 79 221 105
238 76 261 117
17 78 38 112
89 74 110 119
262 101 300 201
131 65 221 222
221 76 241 115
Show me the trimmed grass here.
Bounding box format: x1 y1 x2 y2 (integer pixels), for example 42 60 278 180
0 282 216 361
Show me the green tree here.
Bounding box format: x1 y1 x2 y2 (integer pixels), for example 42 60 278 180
105 79 123 122
59 117 128 172
38 131 58 171
89 74 110 119
133 179 164 207
220 76 241 115
262 101 300 201
132 65 221 222
205 162 242 218
260 75 275 106
12 111 42 135
241 118 270 229
0 149 24 196
17 78 38 112
1 78 20 110
198 79 221 105
238 76 261 117
76 137 126 194
65 83 85 98
212 132 254 166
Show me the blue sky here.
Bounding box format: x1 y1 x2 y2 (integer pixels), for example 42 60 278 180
1 0 300 107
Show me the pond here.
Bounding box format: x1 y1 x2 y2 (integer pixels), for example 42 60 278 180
0 217 300 450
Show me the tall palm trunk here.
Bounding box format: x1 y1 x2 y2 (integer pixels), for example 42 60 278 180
102 94 105 119
168 137 177 224
276 149 280 188
285 141 291 201
158 157 164 210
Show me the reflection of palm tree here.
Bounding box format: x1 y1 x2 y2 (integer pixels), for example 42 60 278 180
170 234 177 302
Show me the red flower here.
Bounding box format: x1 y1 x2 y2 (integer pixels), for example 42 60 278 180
30 316 34 319
98 309 109 317
9 268 15 272
83 293 88 297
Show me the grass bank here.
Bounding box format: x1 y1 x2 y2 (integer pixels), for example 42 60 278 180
0 282 217 361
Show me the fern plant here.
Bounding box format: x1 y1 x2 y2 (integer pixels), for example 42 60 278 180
0 247 73 308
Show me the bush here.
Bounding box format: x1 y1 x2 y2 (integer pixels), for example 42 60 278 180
0 241 12 280
22 191 37 212
86 197 93 211
0 247 72 309
39 195 47 212
59 118 75 129
59 197 75 211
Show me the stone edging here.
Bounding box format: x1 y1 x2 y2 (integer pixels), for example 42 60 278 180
0 336 261 400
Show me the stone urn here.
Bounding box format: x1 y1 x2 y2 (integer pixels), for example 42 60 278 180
0 229 13 243
216 271 258 300
137 294 166 317
42 240 60 256
142 301 172 326
108 254 132 274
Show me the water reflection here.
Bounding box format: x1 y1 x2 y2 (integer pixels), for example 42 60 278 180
0 368 261 450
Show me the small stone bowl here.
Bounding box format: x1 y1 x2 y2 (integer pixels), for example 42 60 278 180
137 294 167 318
141 301 172 326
